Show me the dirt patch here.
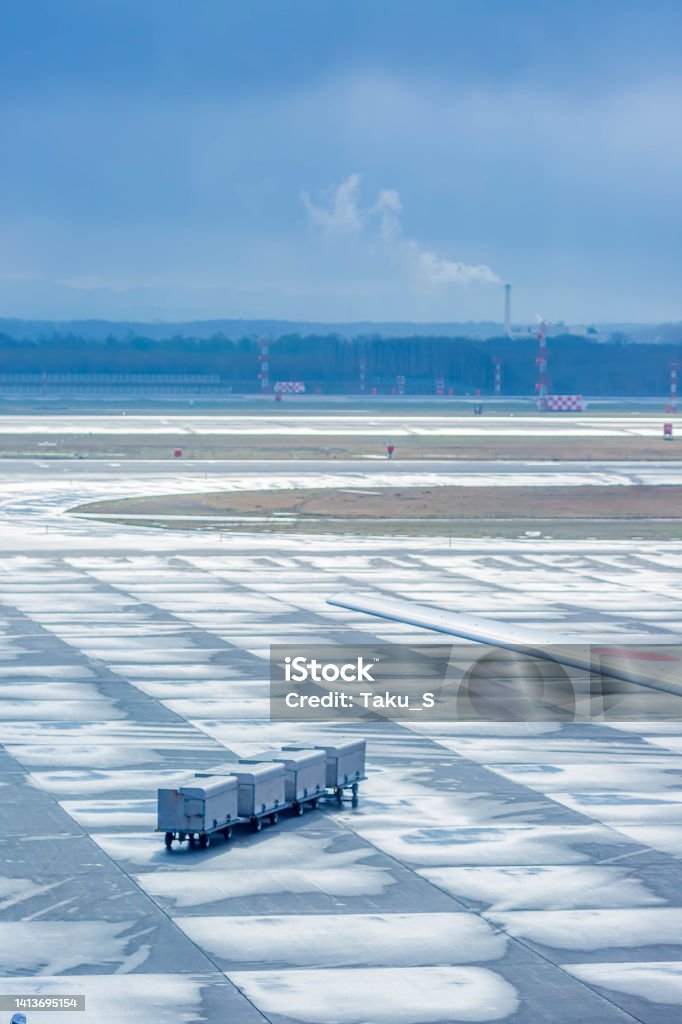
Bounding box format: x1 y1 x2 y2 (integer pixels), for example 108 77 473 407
76 484 682 520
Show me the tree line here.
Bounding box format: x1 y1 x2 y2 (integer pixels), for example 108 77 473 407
0 331 679 395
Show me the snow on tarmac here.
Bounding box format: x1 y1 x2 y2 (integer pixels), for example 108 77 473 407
486 907 682 954
352 824 633 867
565 961 682 1005
0 452 682 1021
177 912 508 968
136 863 395 906
0 921 151 974
418 864 663 911
229 965 520 1023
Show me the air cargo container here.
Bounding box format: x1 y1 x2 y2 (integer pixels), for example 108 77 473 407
239 748 326 813
227 762 286 830
157 775 239 849
158 740 369 849
315 739 366 788
283 738 367 805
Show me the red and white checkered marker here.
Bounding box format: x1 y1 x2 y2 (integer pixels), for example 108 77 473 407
540 394 585 411
274 381 306 394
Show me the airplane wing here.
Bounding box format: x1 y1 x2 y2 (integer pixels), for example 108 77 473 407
327 591 682 699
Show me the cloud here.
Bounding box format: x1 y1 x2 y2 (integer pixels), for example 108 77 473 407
303 173 500 288
300 174 363 235
372 188 402 242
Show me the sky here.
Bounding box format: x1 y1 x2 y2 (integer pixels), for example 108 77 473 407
0 0 681 325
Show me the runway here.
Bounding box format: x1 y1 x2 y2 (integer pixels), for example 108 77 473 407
0 412 680 437
8 457 682 482
0 459 681 1022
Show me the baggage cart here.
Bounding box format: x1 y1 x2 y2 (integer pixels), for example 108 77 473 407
220 762 287 832
158 740 369 849
284 739 367 806
157 775 239 849
239 748 326 815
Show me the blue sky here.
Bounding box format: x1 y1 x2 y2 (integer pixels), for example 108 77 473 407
1 0 681 324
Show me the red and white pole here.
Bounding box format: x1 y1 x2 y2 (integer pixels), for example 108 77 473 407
493 358 502 396
670 361 678 413
535 321 549 406
258 337 269 394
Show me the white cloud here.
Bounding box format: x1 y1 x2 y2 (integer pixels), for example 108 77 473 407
302 173 500 289
372 188 402 242
301 174 363 235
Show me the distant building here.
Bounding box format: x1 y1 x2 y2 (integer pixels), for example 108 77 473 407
509 323 600 340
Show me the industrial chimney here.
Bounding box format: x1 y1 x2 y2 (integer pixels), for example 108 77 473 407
504 284 512 337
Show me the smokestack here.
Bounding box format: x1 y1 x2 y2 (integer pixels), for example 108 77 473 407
504 284 512 337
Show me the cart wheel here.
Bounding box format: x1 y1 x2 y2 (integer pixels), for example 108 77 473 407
310 798 318 810
222 826 232 841
164 832 173 849
252 817 263 832
352 795 359 808
335 786 343 805
199 833 209 849
295 801 304 816
188 834 197 848
269 812 279 825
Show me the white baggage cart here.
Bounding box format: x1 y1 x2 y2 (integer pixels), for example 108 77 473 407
239 748 326 815
158 741 369 849
284 739 367 806
223 763 287 831
157 775 239 849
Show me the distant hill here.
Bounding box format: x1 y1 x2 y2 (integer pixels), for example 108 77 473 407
0 317 507 341
613 322 682 344
0 316 678 345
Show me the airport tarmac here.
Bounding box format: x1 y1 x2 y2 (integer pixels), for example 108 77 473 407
7 457 682 484
0 412 679 438
0 459 681 1022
